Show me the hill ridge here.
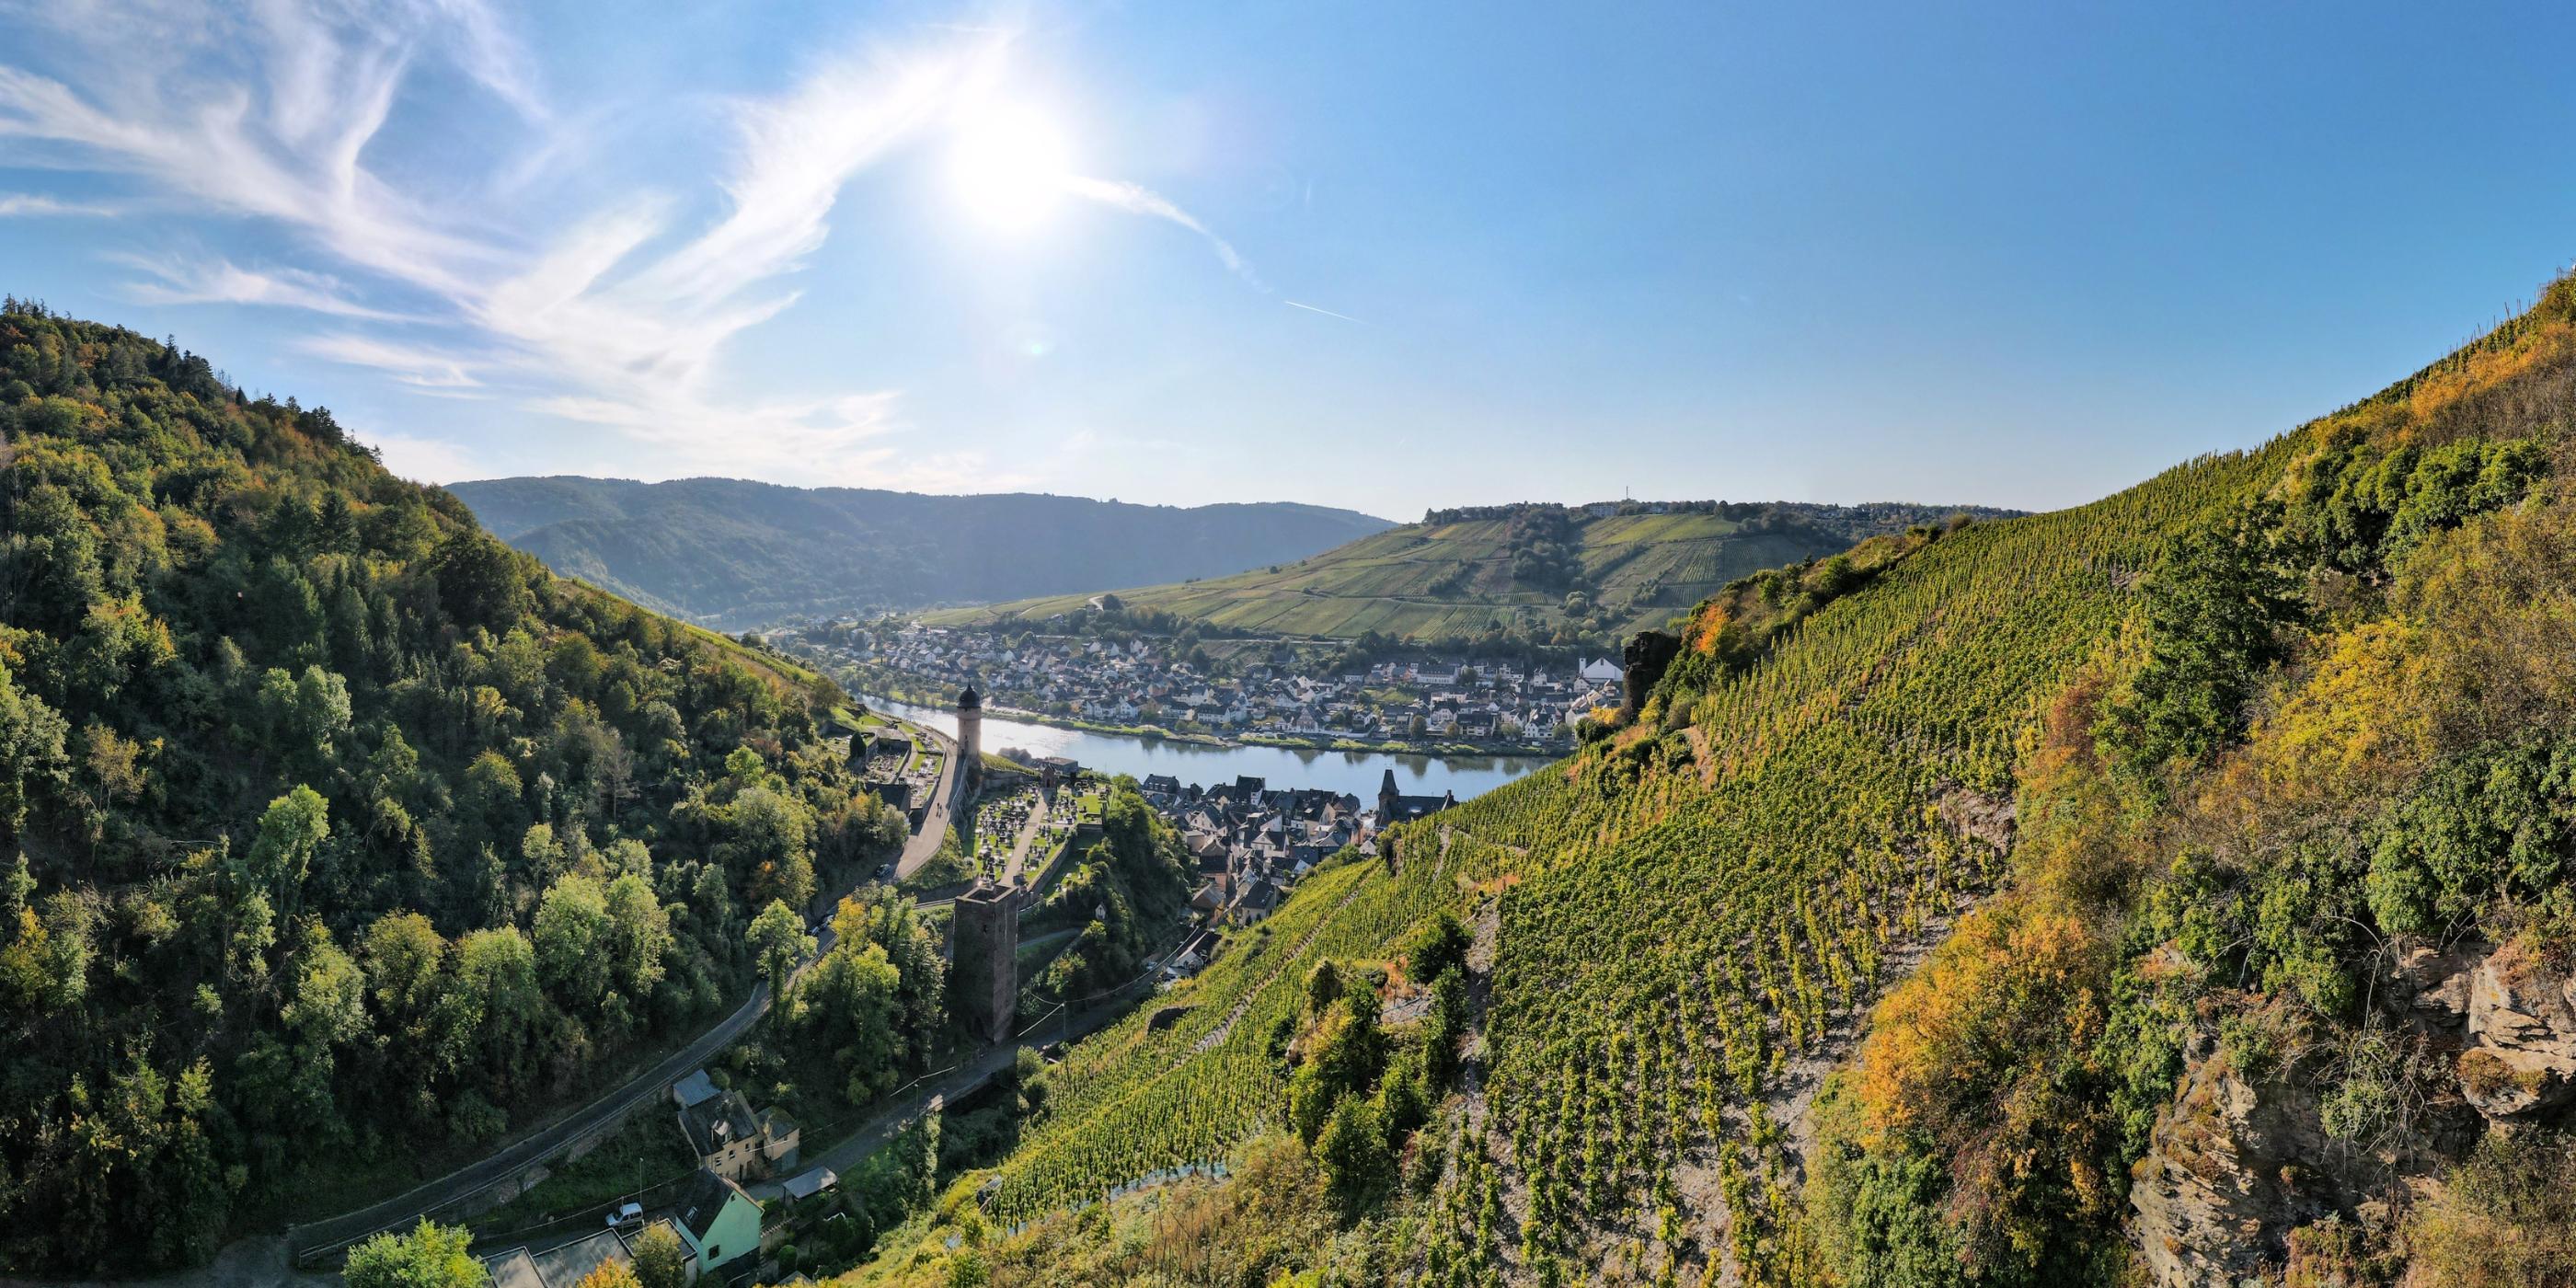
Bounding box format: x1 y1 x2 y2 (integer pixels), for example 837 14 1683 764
447 474 1396 628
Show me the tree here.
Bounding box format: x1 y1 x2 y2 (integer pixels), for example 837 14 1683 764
363 910 447 1020
0 661 71 842
283 934 370 1051
344 1219 488 1288
430 532 530 632
630 1222 689 1288
569 1260 641 1288
1404 911 1471 983
603 872 673 997
534 874 613 1009
1306 959 1344 1014
730 786 817 910
450 926 539 1077
750 898 814 995
246 786 328 917
2097 515 2300 796
1316 1095 1393 1215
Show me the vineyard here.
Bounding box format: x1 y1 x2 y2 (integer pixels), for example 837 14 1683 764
924 503 2011 645
948 442 2285 1272
868 278 2576 1287
1426 449 2283 1279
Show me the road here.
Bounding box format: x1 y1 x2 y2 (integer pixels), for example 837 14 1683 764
286 718 965 1264
893 719 965 880
284 976 775 1263
748 992 1137 1201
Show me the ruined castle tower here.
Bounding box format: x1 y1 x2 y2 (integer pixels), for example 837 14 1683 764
950 880 1018 1043
957 684 983 787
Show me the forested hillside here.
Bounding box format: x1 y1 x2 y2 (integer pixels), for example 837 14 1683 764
925 500 2018 649
447 476 1394 629
829 271 2576 1288
0 303 923 1272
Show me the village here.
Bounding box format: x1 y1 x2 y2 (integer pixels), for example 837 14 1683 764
1141 764 1457 978
778 620 1627 753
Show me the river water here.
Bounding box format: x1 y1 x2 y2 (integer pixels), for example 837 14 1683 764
859 693 1548 803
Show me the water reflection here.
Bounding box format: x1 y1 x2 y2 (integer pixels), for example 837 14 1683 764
860 693 1548 802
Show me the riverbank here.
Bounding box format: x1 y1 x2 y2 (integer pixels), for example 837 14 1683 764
851 674 1566 761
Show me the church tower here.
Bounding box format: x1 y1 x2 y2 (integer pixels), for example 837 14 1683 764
1378 767 1400 822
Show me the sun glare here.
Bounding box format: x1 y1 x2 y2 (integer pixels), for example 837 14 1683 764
949 102 1073 232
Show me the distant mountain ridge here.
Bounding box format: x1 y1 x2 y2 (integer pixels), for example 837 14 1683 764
446 476 1395 628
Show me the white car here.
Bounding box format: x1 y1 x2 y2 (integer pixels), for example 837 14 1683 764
606 1202 643 1229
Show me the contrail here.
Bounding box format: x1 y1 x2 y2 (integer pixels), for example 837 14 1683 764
1283 299 1363 324
1064 175 1262 289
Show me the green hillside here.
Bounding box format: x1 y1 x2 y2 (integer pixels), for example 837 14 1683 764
925 500 2019 646
448 475 1395 630
828 272 2576 1288
0 304 927 1271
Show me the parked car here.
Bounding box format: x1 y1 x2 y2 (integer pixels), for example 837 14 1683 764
607 1202 643 1229
875 863 894 880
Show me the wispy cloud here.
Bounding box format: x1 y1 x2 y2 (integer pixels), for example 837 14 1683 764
299 332 485 389
119 255 418 320
0 190 119 217
0 4 1263 489
1064 174 1261 288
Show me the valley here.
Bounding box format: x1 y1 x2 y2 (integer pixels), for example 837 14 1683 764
6 7 2571 1287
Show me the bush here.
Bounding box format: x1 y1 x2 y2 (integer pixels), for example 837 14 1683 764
2404 1130 2576 1287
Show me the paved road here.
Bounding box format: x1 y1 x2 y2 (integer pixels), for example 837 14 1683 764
749 994 1134 1201
284 725 967 1264
285 977 775 1263
894 721 964 880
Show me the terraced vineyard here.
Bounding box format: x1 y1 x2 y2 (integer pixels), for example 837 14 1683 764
861 280 2576 1288
1441 453 2279 1278
926 502 2013 644
959 446 2280 1269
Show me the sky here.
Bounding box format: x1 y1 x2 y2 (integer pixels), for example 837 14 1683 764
1 2 2572 522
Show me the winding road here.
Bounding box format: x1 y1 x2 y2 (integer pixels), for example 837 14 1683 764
285 977 775 1263
893 719 966 880
287 712 969 1266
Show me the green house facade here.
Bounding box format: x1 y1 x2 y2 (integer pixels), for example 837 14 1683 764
674 1168 763 1278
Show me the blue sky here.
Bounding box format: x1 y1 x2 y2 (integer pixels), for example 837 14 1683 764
1 2 2570 521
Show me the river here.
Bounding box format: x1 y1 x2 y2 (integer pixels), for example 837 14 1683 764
859 693 1549 803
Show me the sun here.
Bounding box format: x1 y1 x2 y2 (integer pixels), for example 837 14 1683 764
948 102 1074 232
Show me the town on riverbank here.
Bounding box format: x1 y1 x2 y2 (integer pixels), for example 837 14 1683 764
772 617 1627 757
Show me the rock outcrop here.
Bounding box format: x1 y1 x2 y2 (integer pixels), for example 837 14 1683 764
1621 629 1681 718
2127 939 2537 1287
2456 940 2576 1121
2127 1032 2335 1287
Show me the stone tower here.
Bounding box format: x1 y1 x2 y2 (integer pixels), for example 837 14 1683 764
956 684 983 785
950 880 1018 1043
1377 767 1401 822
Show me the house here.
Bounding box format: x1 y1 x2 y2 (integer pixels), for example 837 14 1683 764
674 1168 764 1281
1577 656 1625 685
1376 769 1457 826
1230 877 1282 925
678 1087 799 1182
483 1219 684 1288
673 1069 719 1110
